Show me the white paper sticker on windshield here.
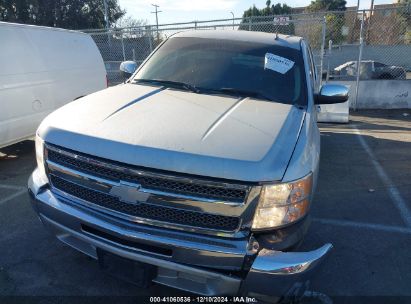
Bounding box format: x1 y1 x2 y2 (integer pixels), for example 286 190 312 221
264 53 294 74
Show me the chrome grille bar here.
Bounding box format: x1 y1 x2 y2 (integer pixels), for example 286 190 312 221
46 144 250 203
49 174 241 232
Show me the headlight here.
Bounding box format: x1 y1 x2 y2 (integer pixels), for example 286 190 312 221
35 134 49 184
252 173 313 230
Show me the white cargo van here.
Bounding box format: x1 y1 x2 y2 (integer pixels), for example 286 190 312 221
0 22 107 148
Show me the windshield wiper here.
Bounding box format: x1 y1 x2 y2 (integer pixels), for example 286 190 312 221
133 80 274 101
133 78 200 93
214 88 274 101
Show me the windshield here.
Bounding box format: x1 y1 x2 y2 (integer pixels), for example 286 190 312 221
133 37 307 105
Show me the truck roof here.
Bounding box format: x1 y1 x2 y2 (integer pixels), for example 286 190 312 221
172 30 303 50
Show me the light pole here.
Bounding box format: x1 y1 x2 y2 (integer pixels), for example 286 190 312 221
230 11 234 29
103 0 109 29
103 0 111 55
151 4 162 41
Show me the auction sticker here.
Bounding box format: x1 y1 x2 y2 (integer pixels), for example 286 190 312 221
264 53 294 74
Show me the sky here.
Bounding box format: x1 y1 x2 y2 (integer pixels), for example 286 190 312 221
118 0 394 25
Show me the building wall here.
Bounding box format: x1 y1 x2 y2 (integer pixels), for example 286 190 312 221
330 80 411 109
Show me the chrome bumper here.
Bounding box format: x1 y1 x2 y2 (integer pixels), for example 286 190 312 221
29 169 332 299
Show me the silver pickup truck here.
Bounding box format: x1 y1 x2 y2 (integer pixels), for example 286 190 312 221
28 30 348 301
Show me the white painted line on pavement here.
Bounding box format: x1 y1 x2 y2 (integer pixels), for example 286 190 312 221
0 189 27 206
314 218 411 235
351 126 411 228
0 184 25 191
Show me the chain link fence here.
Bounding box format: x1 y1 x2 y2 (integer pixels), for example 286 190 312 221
83 16 326 86
319 6 411 109
83 5 411 105
320 6 411 78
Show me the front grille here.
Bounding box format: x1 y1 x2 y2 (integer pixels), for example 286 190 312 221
50 175 241 232
47 148 248 203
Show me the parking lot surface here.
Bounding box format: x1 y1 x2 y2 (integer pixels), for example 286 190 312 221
1 110 411 302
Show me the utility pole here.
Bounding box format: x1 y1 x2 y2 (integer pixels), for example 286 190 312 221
354 10 365 111
369 0 374 12
103 0 111 57
366 0 375 43
230 11 234 29
151 4 162 41
354 0 360 43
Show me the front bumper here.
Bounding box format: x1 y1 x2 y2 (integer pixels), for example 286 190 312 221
29 169 332 300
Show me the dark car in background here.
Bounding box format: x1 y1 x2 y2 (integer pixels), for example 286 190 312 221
329 60 407 80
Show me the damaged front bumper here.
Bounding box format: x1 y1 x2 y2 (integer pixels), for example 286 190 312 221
28 170 332 300
242 245 332 301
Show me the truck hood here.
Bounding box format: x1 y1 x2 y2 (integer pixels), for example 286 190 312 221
38 83 305 182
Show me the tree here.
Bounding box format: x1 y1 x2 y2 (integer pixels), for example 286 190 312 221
115 15 147 29
307 0 346 12
397 0 410 27
242 2 291 17
398 0 411 4
0 0 125 29
305 0 346 44
272 3 292 15
0 0 34 24
240 2 294 35
113 15 149 40
396 0 411 44
239 0 294 35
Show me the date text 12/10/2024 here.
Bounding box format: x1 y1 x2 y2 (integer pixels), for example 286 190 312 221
149 297 258 303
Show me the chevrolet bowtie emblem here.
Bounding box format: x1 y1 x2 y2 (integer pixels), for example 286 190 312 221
109 181 150 204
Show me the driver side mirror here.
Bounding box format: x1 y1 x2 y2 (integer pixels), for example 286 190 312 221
119 61 137 79
314 84 349 105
